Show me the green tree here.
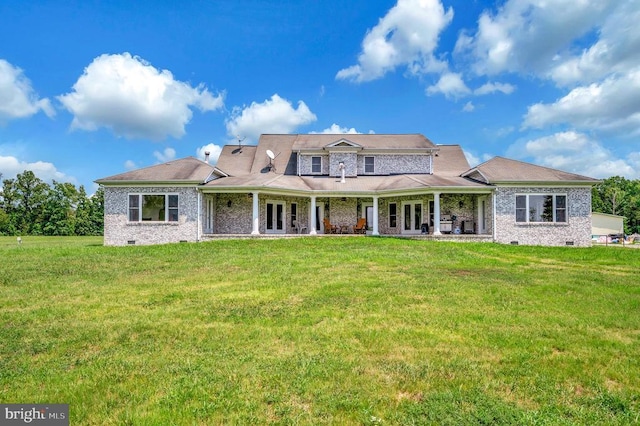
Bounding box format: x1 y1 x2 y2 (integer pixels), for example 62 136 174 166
13 171 50 234
42 181 80 235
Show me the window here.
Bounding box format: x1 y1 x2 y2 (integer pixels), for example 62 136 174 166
128 194 179 222
311 156 322 173
389 203 397 227
515 194 567 223
364 156 375 173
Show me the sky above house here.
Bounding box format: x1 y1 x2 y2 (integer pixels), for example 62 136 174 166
1 0 639 191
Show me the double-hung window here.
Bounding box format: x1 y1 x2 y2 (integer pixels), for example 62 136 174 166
311 156 322 174
128 194 179 222
515 194 567 223
364 156 375 174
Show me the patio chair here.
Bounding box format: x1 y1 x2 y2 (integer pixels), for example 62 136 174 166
353 217 367 234
322 218 338 234
293 220 307 234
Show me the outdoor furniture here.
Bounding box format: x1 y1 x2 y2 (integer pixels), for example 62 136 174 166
293 220 307 234
353 218 366 234
323 218 338 234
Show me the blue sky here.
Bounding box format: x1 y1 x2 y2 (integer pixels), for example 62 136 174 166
1 0 639 191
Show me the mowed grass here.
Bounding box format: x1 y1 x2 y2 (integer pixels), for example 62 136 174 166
0 237 638 425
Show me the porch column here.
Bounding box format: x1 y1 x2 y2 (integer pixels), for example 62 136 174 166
251 192 260 235
433 192 441 235
372 196 379 236
309 195 317 235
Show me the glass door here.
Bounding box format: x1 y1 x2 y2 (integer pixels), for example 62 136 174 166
402 201 422 234
266 201 285 233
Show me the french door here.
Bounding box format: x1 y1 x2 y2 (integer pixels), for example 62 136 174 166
402 201 423 234
266 200 285 233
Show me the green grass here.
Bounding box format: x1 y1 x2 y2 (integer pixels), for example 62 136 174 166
1 237 639 425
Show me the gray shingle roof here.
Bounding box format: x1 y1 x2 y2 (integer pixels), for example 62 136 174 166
96 157 215 184
465 157 599 184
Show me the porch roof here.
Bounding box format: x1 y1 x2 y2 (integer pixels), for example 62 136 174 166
201 173 489 194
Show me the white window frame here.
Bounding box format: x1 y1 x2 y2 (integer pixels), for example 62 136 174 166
128 193 179 223
364 156 375 174
515 193 567 223
311 156 322 174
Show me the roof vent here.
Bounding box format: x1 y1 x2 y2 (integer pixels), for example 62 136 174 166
204 151 210 163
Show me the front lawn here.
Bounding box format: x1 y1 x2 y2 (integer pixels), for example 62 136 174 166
1 237 638 424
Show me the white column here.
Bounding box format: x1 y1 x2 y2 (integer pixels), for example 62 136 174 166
372 196 379 236
309 196 317 235
251 192 260 235
433 192 441 235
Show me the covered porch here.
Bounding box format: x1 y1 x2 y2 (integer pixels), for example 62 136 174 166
199 189 494 238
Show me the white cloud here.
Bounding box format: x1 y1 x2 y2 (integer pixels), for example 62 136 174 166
0 155 75 183
426 72 470 98
57 53 224 140
463 150 480 166
462 101 475 112
0 59 54 123
455 0 619 79
311 124 361 134
507 131 640 179
196 143 223 164
474 81 515 96
124 160 137 170
523 69 640 135
225 94 317 143
153 147 176 163
336 0 453 82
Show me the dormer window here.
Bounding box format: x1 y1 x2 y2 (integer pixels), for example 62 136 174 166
311 156 322 173
364 156 375 174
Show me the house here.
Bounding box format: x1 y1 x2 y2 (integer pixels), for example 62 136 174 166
96 134 599 246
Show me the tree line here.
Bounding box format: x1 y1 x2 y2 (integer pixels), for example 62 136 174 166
0 170 103 236
592 176 640 235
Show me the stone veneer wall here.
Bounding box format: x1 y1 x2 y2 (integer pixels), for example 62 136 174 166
299 153 431 176
299 154 329 175
103 186 199 246
357 154 431 175
494 186 592 246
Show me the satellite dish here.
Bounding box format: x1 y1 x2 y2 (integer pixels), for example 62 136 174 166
266 149 275 160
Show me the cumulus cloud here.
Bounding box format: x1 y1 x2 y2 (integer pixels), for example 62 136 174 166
336 0 453 82
426 72 470 98
523 69 640 135
124 160 137 170
225 94 317 143
311 124 362 134
455 0 619 79
507 131 640 179
57 53 224 140
462 101 475 112
196 143 223 164
153 147 176 163
0 59 54 123
474 81 515 96
0 155 75 183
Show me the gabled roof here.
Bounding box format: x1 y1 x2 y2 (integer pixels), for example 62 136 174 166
96 157 216 184
433 145 472 176
287 133 437 150
463 157 599 184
